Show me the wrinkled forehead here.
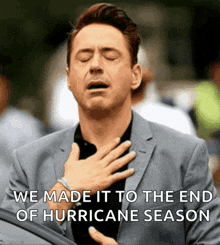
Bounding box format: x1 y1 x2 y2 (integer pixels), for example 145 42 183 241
72 23 130 53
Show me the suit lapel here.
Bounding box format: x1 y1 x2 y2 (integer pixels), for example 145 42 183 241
53 125 78 180
121 111 156 211
117 112 156 242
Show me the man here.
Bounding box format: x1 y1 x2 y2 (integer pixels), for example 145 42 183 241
2 3 220 245
0 75 46 204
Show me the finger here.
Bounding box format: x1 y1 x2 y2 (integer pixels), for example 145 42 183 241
103 140 132 166
107 151 136 173
69 143 80 161
110 168 135 184
89 226 118 245
94 137 121 160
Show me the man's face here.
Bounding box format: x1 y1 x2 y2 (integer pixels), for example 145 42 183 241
66 23 141 114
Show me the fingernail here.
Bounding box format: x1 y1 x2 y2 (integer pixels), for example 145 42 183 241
125 140 131 146
89 226 96 233
128 168 135 172
130 151 136 156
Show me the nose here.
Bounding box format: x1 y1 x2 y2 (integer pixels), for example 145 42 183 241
89 54 103 75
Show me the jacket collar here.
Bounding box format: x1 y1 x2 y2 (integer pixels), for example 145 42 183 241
53 126 77 180
122 111 156 211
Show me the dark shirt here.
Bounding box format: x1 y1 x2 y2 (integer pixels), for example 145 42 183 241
72 117 132 244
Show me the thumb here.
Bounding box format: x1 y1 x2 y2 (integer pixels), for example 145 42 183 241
69 142 80 161
89 226 118 245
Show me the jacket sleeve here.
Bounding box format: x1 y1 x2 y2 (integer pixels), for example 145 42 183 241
1 149 75 242
183 139 220 244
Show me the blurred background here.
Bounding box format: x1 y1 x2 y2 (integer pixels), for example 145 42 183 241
1 0 220 202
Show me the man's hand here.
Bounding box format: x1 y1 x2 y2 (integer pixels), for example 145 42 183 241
47 138 135 224
64 138 135 195
89 226 118 245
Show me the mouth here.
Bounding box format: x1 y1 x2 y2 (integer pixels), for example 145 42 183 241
87 80 109 90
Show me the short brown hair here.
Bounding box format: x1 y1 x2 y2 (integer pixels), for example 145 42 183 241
67 3 140 67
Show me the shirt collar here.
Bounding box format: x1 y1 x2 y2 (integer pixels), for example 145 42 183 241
74 114 133 147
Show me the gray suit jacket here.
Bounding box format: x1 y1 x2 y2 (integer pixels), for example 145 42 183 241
2 111 220 244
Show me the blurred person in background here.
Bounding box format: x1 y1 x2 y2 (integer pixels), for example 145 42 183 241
211 59 220 192
193 56 220 195
42 42 79 132
0 75 47 204
132 46 196 136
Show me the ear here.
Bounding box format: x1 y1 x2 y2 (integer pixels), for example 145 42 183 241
130 63 142 90
66 67 72 90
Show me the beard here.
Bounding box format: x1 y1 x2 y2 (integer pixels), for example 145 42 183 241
74 89 131 120
79 103 113 120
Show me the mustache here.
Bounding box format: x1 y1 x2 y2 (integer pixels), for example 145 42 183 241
85 76 108 83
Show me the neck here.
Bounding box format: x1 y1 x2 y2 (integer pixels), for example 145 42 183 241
78 106 132 150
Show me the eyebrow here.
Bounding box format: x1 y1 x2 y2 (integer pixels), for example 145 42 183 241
76 47 121 55
76 48 93 55
101 47 119 52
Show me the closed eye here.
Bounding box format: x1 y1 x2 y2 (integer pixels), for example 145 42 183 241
76 50 93 62
102 49 119 61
